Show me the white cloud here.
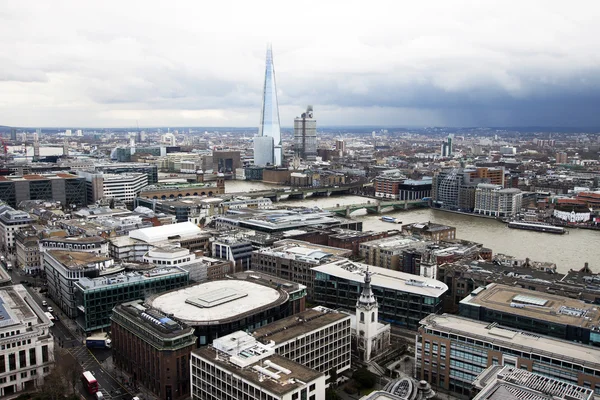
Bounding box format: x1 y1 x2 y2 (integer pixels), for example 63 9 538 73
1 0 600 127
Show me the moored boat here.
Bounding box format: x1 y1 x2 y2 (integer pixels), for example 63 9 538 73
507 221 566 234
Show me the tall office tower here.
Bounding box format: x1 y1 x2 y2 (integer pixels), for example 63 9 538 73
441 135 453 157
33 134 40 162
10 128 16 141
293 106 317 161
254 44 282 166
62 138 69 157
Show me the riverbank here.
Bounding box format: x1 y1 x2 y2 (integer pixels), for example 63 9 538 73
430 207 505 223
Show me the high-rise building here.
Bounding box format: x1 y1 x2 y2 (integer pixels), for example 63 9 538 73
254 44 282 166
10 128 17 141
556 152 568 164
441 135 453 157
294 106 317 161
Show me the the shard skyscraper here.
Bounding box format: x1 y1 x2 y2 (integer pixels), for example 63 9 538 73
254 44 282 166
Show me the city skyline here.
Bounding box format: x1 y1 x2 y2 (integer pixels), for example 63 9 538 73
1 1 600 128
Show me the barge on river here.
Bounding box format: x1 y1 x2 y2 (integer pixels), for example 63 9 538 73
507 221 566 234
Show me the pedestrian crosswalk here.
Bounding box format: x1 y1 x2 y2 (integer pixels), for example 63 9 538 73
69 346 99 371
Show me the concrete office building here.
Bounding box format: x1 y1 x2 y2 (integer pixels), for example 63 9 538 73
459 283 600 345
0 205 34 253
0 173 87 208
211 236 254 272
111 300 196 400
109 222 213 262
191 331 326 400
313 260 447 329
293 106 317 162
143 246 231 282
43 250 115 318
146 274 306 346
91 162 158 184
74 267 189 332
0 285 55 397
474 184 522 218
359 236 428 271
432 167 505 211
213 150 242 174
253 306 352 377
251 240 351 298
78 171 148 204
374 171 407 199
417 314 600 396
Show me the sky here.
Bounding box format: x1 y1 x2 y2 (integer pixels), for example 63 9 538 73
1 0 600 128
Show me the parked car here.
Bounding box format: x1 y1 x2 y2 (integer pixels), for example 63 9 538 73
47 307 53 313
42 301 47 307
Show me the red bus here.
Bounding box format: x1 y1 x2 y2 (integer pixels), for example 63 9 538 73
82 371 99 394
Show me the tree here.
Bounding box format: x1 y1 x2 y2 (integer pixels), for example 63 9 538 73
352 367 377 390
326 388 341 400
56 349 82 395
39 368 68 400
327 367 338 385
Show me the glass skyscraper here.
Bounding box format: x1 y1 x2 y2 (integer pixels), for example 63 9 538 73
254 44 282 166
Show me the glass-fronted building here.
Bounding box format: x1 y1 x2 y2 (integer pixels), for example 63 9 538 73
312 260 447 329
418 314 600 397
74 267 189 332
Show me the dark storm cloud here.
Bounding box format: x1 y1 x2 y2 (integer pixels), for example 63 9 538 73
1 0 600 127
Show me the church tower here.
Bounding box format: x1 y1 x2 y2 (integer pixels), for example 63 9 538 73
356 266 379 362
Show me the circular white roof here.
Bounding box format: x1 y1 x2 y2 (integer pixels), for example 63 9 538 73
150 280 283 325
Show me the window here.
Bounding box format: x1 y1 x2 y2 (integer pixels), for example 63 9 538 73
42 346 48 363
360 312 364 323
309 383 316 391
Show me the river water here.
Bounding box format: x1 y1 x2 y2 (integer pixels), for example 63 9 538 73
225 181 600 274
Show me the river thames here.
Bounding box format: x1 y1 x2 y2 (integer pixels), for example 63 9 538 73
225 181 599 274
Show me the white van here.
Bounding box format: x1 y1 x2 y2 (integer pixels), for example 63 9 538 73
95 392 104 399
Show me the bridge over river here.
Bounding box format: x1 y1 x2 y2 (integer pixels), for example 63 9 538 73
325 198 429 216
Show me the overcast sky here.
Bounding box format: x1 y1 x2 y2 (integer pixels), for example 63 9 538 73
2 0 600 128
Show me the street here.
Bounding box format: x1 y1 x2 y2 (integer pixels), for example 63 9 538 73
21 275 134 400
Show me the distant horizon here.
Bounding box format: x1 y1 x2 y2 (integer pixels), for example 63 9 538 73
2 125 600 133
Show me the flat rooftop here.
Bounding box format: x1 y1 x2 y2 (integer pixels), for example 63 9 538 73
253 307 349 345
460 283 600 328
0 173 80 182
421 314 600 370
149 280 288 326
313 259 448 298
360 236 425 250
76 267 188 291
472 365 594 400
47 250 112 269
194 345 322 396
129 221 206 243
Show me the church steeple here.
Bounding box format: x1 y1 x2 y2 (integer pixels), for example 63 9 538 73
357 266 377 310
356 266 380 362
